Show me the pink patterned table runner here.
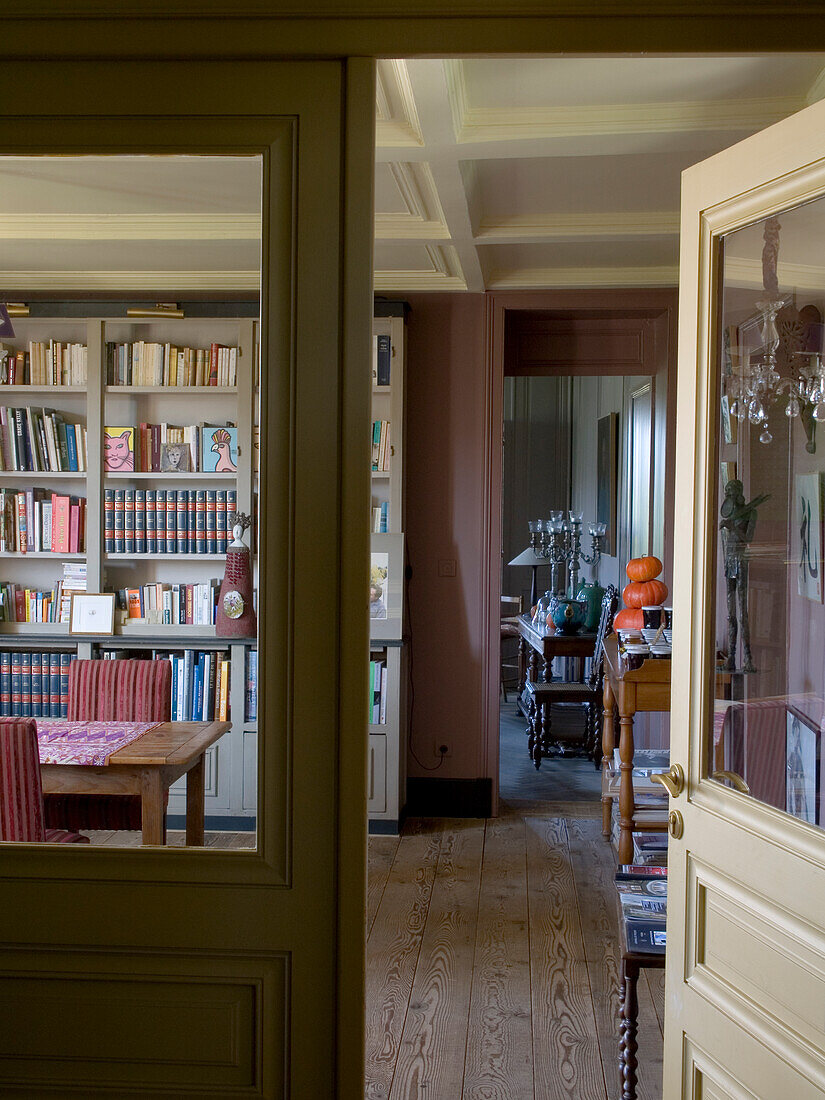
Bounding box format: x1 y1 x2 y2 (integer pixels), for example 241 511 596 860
36 721 160 766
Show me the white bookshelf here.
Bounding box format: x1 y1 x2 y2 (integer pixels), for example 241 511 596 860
369 307 407 833
0 312 259 834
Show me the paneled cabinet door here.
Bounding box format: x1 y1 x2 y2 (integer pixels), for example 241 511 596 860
666 95 825 1100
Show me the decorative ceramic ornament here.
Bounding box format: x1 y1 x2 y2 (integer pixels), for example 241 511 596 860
216 512 257 638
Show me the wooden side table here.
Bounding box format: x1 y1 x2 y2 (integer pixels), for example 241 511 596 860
616 905 666 1100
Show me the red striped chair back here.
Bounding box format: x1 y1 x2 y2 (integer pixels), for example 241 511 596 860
0 718 46 841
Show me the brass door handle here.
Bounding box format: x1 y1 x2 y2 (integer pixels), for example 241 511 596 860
712 770 750 795
651 763 685 798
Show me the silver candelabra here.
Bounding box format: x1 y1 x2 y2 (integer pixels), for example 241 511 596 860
528 512 605 597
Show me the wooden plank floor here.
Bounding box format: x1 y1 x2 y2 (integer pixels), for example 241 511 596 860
366 810 664 1100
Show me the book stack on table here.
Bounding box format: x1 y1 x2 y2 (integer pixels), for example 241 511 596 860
616 864 668 954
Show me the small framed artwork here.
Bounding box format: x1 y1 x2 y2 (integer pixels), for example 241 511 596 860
160 442 190 472
596 412 619 557
369 533 404 641
69 592 116 636
201 426 238 473
103 426 135 472
785 708 820 826
796 472 823 602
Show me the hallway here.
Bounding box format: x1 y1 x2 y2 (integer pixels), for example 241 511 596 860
365 803 664 1099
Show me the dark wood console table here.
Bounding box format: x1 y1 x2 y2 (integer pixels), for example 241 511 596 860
617 903 666 1100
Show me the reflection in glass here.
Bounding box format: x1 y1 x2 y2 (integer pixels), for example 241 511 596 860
711 195 825 830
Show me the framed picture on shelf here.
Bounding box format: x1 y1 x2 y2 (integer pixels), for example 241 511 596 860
795 472 823 602
596 412 618 556
785 708 820 826
160 442 190 472
69 592 116 636
103 426 135 472
369 533 404 641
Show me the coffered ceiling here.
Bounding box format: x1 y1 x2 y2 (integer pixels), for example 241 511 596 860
374 55 825 293
0 55 824 297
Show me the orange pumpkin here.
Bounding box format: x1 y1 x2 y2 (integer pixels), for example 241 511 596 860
625 555 663 582
614 607 644 630
624 578 668 608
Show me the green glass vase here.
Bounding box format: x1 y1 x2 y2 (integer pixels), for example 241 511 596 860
576 581 605 632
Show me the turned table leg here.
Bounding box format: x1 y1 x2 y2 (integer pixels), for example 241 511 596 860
620 958 640 1100
618 684 637 866
602 676 616 838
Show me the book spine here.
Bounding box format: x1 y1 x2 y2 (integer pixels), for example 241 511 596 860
11 649 21 715
114 489 125 554
0 651 10 716
145 488 156 554
376 333 391 386
216 489 227 553
20 651 31 717
59 652 70 717
104 488 115 553
176 490 187 553
41 652 50 715
155 488 167 553
135 489 146 553
187 490 197 554
30 652 41 718
124 488 135 554
196 490 206 553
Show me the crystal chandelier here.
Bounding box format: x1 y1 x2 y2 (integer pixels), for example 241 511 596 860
725 217 824 444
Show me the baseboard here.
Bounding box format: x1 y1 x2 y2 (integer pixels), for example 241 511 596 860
368 819 400 835
405 777 493 818
166 815 256 832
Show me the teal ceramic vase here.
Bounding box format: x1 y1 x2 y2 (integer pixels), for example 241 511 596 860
550 597 587 635
576 581 605 631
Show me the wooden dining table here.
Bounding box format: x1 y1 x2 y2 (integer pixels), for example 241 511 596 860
39 720 231 847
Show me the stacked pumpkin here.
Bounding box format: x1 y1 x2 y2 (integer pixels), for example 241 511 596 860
613 555 668 630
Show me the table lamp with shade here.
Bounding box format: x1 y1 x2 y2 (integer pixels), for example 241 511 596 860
507 546 551 609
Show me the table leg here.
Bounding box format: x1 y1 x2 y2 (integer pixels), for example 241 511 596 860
602 676 616 838
618 689 637 866
620 958 640 1100
140 769 165 846
528 644 539 685
186 754 206 847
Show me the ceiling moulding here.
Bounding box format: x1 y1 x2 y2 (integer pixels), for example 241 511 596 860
475 212 679 243
374 162 449 240
487 265 678 289
0 271 260 291
376 59 425 148
806 64 825 105
0 214 260 240
724 257 825 291
453 95 803 144
374 244 466 291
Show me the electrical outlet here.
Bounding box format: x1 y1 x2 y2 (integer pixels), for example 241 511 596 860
434 740 452 758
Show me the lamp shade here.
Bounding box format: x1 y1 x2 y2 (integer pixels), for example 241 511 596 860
507 546 548 567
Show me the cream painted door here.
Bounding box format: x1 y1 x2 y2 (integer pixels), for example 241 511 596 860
666 96 825 1097
0 60 372 1098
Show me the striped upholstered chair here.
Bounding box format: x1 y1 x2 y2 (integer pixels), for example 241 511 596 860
43 659 172 833
0 717 88 843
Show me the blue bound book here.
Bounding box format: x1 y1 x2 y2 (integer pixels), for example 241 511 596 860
0 651 11 716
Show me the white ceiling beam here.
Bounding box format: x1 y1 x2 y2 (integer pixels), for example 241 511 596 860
475 212 679 244
376 60 425 148
0 214 258 240
374 245 467 292
486 265 679 290
374 162 449 240
403 59 486 293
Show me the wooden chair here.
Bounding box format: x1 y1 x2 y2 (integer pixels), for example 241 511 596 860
43 658 172 832
524 584 618 770
500 595 522 701
0 717 88 843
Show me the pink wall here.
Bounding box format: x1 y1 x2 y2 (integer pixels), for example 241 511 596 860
403 293 488 778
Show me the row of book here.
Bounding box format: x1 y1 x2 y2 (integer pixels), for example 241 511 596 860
0 490 86 554
0 650 75 717
370 501 389 534
245 649 257 722
0 406 87 472
103 424 238 474
104 488 237 555
0 563 87 624
371 334 391 387
0 341 88 387
106 341 239 388
369 658 388 724
371 419 391 472
616 863 667 954
101 646 231 722
114 580 221 626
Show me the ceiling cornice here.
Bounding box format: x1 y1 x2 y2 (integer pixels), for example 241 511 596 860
486 264 678 289
475 211 679 242
0 214 259 240
724 257 825 291
375 60 425 148
806 64 825 104
0 270 260 290
455 95 803 143
373 244 467 291
374 162 449 239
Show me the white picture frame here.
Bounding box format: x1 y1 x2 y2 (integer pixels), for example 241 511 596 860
796 472 823 602
69 592 116 636
369 533 404 641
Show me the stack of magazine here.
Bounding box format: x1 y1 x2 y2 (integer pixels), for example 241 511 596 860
606 747 670 849
616 864 668 954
